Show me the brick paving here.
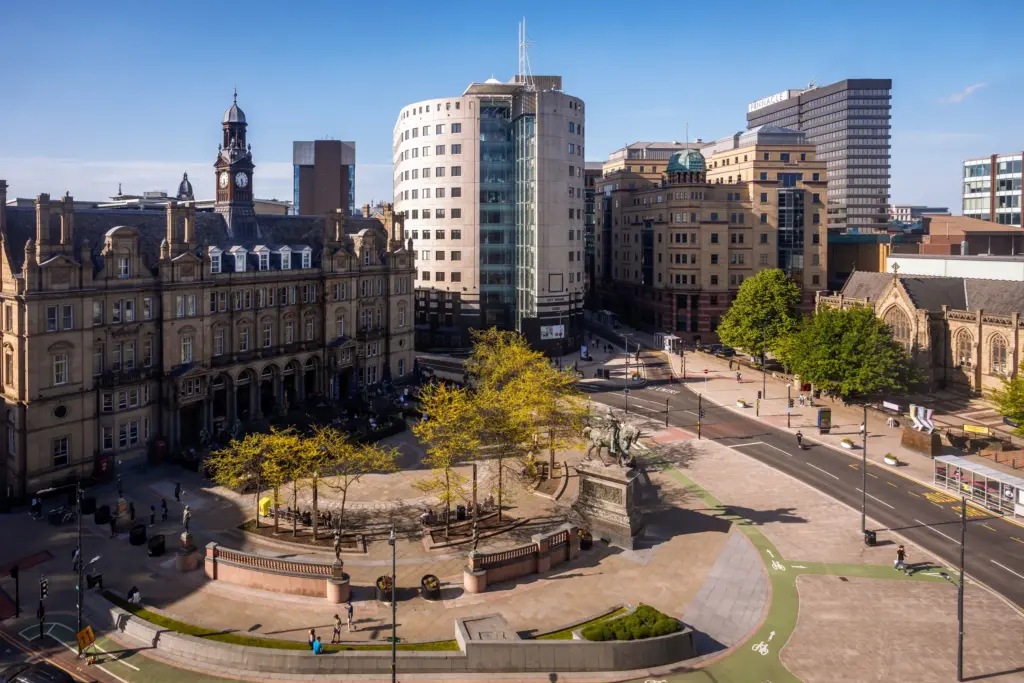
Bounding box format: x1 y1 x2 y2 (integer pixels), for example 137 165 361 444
782 575 1024 682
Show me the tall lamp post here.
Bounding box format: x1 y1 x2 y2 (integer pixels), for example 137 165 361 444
761 324 768 400
76 483 84 648
861 405 867 534
388 525 397 683
940 497 968 682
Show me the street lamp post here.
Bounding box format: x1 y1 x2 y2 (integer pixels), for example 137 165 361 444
388 525 397 683
761 325 767 400
861 405 867 534
957 496 966 682
76 483 83 650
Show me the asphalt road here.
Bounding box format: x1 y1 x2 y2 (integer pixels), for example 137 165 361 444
584 348 1024 611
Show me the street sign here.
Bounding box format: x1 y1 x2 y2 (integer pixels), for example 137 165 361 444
703 369 708 375
623 388 631 395
76 626 95 650
387 636 401 643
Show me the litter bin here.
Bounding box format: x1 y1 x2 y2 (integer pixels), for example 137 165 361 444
147 534 165 557
456 505 466 521
94 504 111 525
129 524 147 546
863 529 877 547
86 572 103 590
81 496 96 516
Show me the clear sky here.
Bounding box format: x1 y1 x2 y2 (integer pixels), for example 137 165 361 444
1 0 1020 213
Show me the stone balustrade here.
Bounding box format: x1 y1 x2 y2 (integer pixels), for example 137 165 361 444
205 542 349 602
463 524 579 594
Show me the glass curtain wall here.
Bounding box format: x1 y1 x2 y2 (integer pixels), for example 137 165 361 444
514 114 537 331
479 100 515 328
777 188 806 286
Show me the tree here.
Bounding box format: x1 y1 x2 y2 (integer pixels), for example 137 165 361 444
524 362 588 477
257 428 301 535
310 426 400 536
473 381 533 521
716 269 803 358
991 363 1024 437
412 382 481 537
207 432 271 528
776 305 919 401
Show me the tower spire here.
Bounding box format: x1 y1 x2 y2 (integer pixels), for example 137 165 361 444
233 87 237 104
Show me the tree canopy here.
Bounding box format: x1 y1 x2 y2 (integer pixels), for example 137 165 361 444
991 362 1024 437
775 305 918 401
716 269 803 358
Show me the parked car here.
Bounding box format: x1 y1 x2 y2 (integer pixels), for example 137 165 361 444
713 346 736 358
0 662 75 683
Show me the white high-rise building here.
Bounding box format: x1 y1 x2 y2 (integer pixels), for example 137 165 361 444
393 75 586 352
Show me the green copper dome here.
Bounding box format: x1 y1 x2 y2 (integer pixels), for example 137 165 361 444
667 148 706 173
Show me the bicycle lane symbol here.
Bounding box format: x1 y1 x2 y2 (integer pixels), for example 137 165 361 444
751 630 777 656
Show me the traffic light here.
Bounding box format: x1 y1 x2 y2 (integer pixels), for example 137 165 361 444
699 408 706 419
788 398 795 408
757 390 762 400
39 576 48 600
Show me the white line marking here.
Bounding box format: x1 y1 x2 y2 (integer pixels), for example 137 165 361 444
913 518 962 546
856 488 896 509
51 623 140 671
766 549 774 558
791 565 808 569
20 625 133 683
627 396 671 408
731 441 793 457
991 560 1024 581
806 462 840 480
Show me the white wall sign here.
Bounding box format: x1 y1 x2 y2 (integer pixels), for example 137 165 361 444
748 90 791 113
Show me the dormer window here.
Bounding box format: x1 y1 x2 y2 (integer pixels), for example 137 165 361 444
281 252 291 270
118 257 130 279
301 249 312 269
229 246 248 272
364 251 371 266
260 253 269 271
209 247 222 274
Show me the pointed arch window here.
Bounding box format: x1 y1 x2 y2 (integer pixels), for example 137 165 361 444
883 307 912 350
990 335 1009 376
954 329 974 368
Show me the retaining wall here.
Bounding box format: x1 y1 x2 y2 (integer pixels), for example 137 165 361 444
464 524 580 593
204 542 334 598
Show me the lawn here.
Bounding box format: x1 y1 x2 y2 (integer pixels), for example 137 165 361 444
534 607 628 640
102 592 460 652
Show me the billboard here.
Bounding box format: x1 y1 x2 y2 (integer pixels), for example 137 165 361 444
540 325 565 340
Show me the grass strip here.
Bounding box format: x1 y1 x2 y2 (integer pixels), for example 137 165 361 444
102 591 459 652
535 607 628 640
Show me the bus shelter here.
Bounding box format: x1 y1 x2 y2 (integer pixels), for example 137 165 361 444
933 455 1024 520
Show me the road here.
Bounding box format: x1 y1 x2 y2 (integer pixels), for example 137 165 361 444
584 347 1024 611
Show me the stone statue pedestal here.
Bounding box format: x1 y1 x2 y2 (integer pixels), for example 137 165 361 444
176 531 199 572
463 565 488 594
112 497 131 533
326 565 351 603
572 462 644 550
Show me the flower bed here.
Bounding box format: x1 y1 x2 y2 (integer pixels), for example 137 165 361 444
581 605 680 642
375 575 393 602
578 529 593 551
535 607 628 640
420 574 441 600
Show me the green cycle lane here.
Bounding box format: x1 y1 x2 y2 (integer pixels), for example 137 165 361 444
9 611 237 683
633 468 954 683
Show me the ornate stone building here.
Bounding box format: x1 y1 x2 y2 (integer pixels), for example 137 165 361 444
0 95 414 501
820 270 1024 394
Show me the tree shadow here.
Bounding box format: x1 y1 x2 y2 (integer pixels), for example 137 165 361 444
707 504 808 526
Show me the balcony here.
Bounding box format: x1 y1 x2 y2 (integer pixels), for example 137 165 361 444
356 326 385 341
96 366 158 388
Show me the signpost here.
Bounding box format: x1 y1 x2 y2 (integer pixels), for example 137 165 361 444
76 626 95 652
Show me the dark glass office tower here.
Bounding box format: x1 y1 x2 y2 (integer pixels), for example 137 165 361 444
747 79 891 233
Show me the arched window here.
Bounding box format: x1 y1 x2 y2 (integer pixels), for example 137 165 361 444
954 329 974 368
884 307 913 349
990 335 1009 376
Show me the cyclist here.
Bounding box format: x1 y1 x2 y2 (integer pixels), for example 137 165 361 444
795 431 804 449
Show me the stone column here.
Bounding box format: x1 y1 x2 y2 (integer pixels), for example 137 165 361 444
463 552 487 594
565 524 580 561
533 533 551 574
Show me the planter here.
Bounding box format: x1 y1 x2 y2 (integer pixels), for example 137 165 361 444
736 400 748 408
375 575 394 602
147 534 165 557
579 529 593 551
883 455 899 466
128 524 148 546
840 439 854 449
420 574 441 600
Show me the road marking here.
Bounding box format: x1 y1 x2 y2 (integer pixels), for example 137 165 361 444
766 549 774 558
1011 537 1024 545
731 441 793 457
991 560 1024 581
771 560 787 572
868 473 879 479
19 625 133 683
951 505 989 519
791 565 808 569
931 502 944 510
768 630 776 641
49 624 140 671
981 524 997 532
752 640 770 656
924 491 957 504
886 481 898 488
849 464 860 471
914 518 962 545
908 491 921 497
806 462 840 480
856 488 895 509
627 396 671 408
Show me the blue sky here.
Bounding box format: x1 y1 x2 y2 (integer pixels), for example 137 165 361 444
1 0 1020 213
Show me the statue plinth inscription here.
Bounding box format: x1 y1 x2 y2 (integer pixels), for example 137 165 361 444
573 462 644 550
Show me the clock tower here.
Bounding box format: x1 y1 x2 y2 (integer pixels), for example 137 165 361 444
214 89 257 238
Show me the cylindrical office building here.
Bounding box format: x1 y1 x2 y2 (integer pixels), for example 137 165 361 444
393 75 586 354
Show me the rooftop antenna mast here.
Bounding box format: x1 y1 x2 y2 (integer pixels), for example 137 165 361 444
518 18 535 90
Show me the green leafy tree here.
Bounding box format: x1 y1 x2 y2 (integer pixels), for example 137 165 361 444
413 382 481 537
776 305 918 401
991 363 1024 436
716 269 803 358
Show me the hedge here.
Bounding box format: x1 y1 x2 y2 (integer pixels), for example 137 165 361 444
581 605 680 642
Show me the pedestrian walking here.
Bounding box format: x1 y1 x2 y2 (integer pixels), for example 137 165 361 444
887 416 896 429
735 371 742 383
308 628 316 650
174 483 181 503
149 505 156 527
894 544 908 574
798 394 805 407
332 614 342 643
161 499 168 522
129 502 135 522
728 359 734 371
346 601 354 632
858 422 866 436
795 431 804 449
109 516 117 538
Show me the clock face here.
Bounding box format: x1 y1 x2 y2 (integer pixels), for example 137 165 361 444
219 172 229 188
235 172 248 189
